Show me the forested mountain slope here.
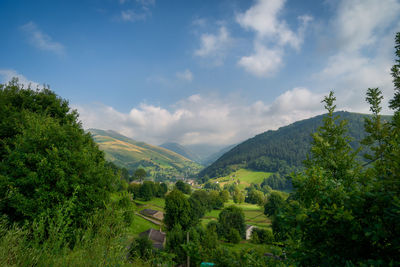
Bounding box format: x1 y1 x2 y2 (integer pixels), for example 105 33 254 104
89 129 202 180
199 111 392 179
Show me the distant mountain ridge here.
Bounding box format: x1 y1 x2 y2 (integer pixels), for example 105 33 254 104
89 129 202 180
160 142 201 163
199 111 392 179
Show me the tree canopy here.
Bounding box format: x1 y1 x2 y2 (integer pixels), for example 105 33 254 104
0 79 116 228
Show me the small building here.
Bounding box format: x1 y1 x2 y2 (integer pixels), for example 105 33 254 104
140 209 164 221
246 225 256 240
139 228 166 249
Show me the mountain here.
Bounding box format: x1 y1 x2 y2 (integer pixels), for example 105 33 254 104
201 144 237 166
89 129 202 180
199 111 392 179
160 142 201 163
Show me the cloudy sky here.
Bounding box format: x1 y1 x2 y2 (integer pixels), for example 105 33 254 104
1 0 399 146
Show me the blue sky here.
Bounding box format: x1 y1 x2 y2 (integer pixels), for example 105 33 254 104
1 0 400 146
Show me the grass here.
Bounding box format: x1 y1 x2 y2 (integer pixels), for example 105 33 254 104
210 169 273 189
200 201 271 229
134 197 165 210
129 214 160 236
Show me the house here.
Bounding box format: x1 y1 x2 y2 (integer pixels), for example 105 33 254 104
140 209 164 221
139 228 166 249
246 225 256 240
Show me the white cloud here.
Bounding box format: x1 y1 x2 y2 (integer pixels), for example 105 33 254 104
194 26 231 65
236 0 312 77
315 0 400 114
20 22 65 56
0 69 40 89
238 43 282 77
76 88 325 146
334 0 400 52
176 69 193 82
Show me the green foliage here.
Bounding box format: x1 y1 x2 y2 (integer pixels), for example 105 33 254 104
245 189 265 206
232 190 244 204
164 189 193 231
227 228 241 244
218 205 246 240
175 180 191 194
129 236 154 261
389 32 400 110
134 168 147 181
251 228 274 245
220 190 230 203
0 80 116 234
272 43 400 266
264 192 285 217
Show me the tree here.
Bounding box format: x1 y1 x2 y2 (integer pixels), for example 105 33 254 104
0 79 116 229
134 168 147 181
175 180 191 194
245 189 265 206
219 190 230 203
218 205 245 240
232 189 244 204
164 189 193 231
264 192 285 217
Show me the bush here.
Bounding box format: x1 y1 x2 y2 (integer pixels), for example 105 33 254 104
227 228 241 244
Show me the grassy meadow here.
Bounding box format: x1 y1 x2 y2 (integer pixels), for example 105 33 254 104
209 169 272 189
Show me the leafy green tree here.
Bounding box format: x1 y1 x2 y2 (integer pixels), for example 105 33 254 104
245 189 265 206
227 228 241 244
218 205 245 240
139 181 154 201
232 189 244 204
133 168 147 181
175 180 191 194
0 79 116 229
164 189 193 231
264 192 285 217
219 190 230 203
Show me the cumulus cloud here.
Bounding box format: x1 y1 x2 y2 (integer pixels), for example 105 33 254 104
0 69 40 89
20 22 65 56
194 26 231 65
238 43 282 77
176 69 193 82
315 0 400 113
236 0 312 77
76 88 325 146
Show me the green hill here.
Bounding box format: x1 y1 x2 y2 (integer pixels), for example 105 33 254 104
199 111 392 180
89 129 202 180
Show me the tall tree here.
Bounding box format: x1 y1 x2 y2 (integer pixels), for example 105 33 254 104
164 189 193 231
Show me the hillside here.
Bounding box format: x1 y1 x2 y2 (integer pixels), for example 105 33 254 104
160 142 201 163
199 111 392 179
89 129 202 180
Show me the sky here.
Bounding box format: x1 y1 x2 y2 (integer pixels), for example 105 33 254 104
1 0 400 146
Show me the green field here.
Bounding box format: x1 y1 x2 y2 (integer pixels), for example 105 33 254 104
210 169 272 189
201 200 271 229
